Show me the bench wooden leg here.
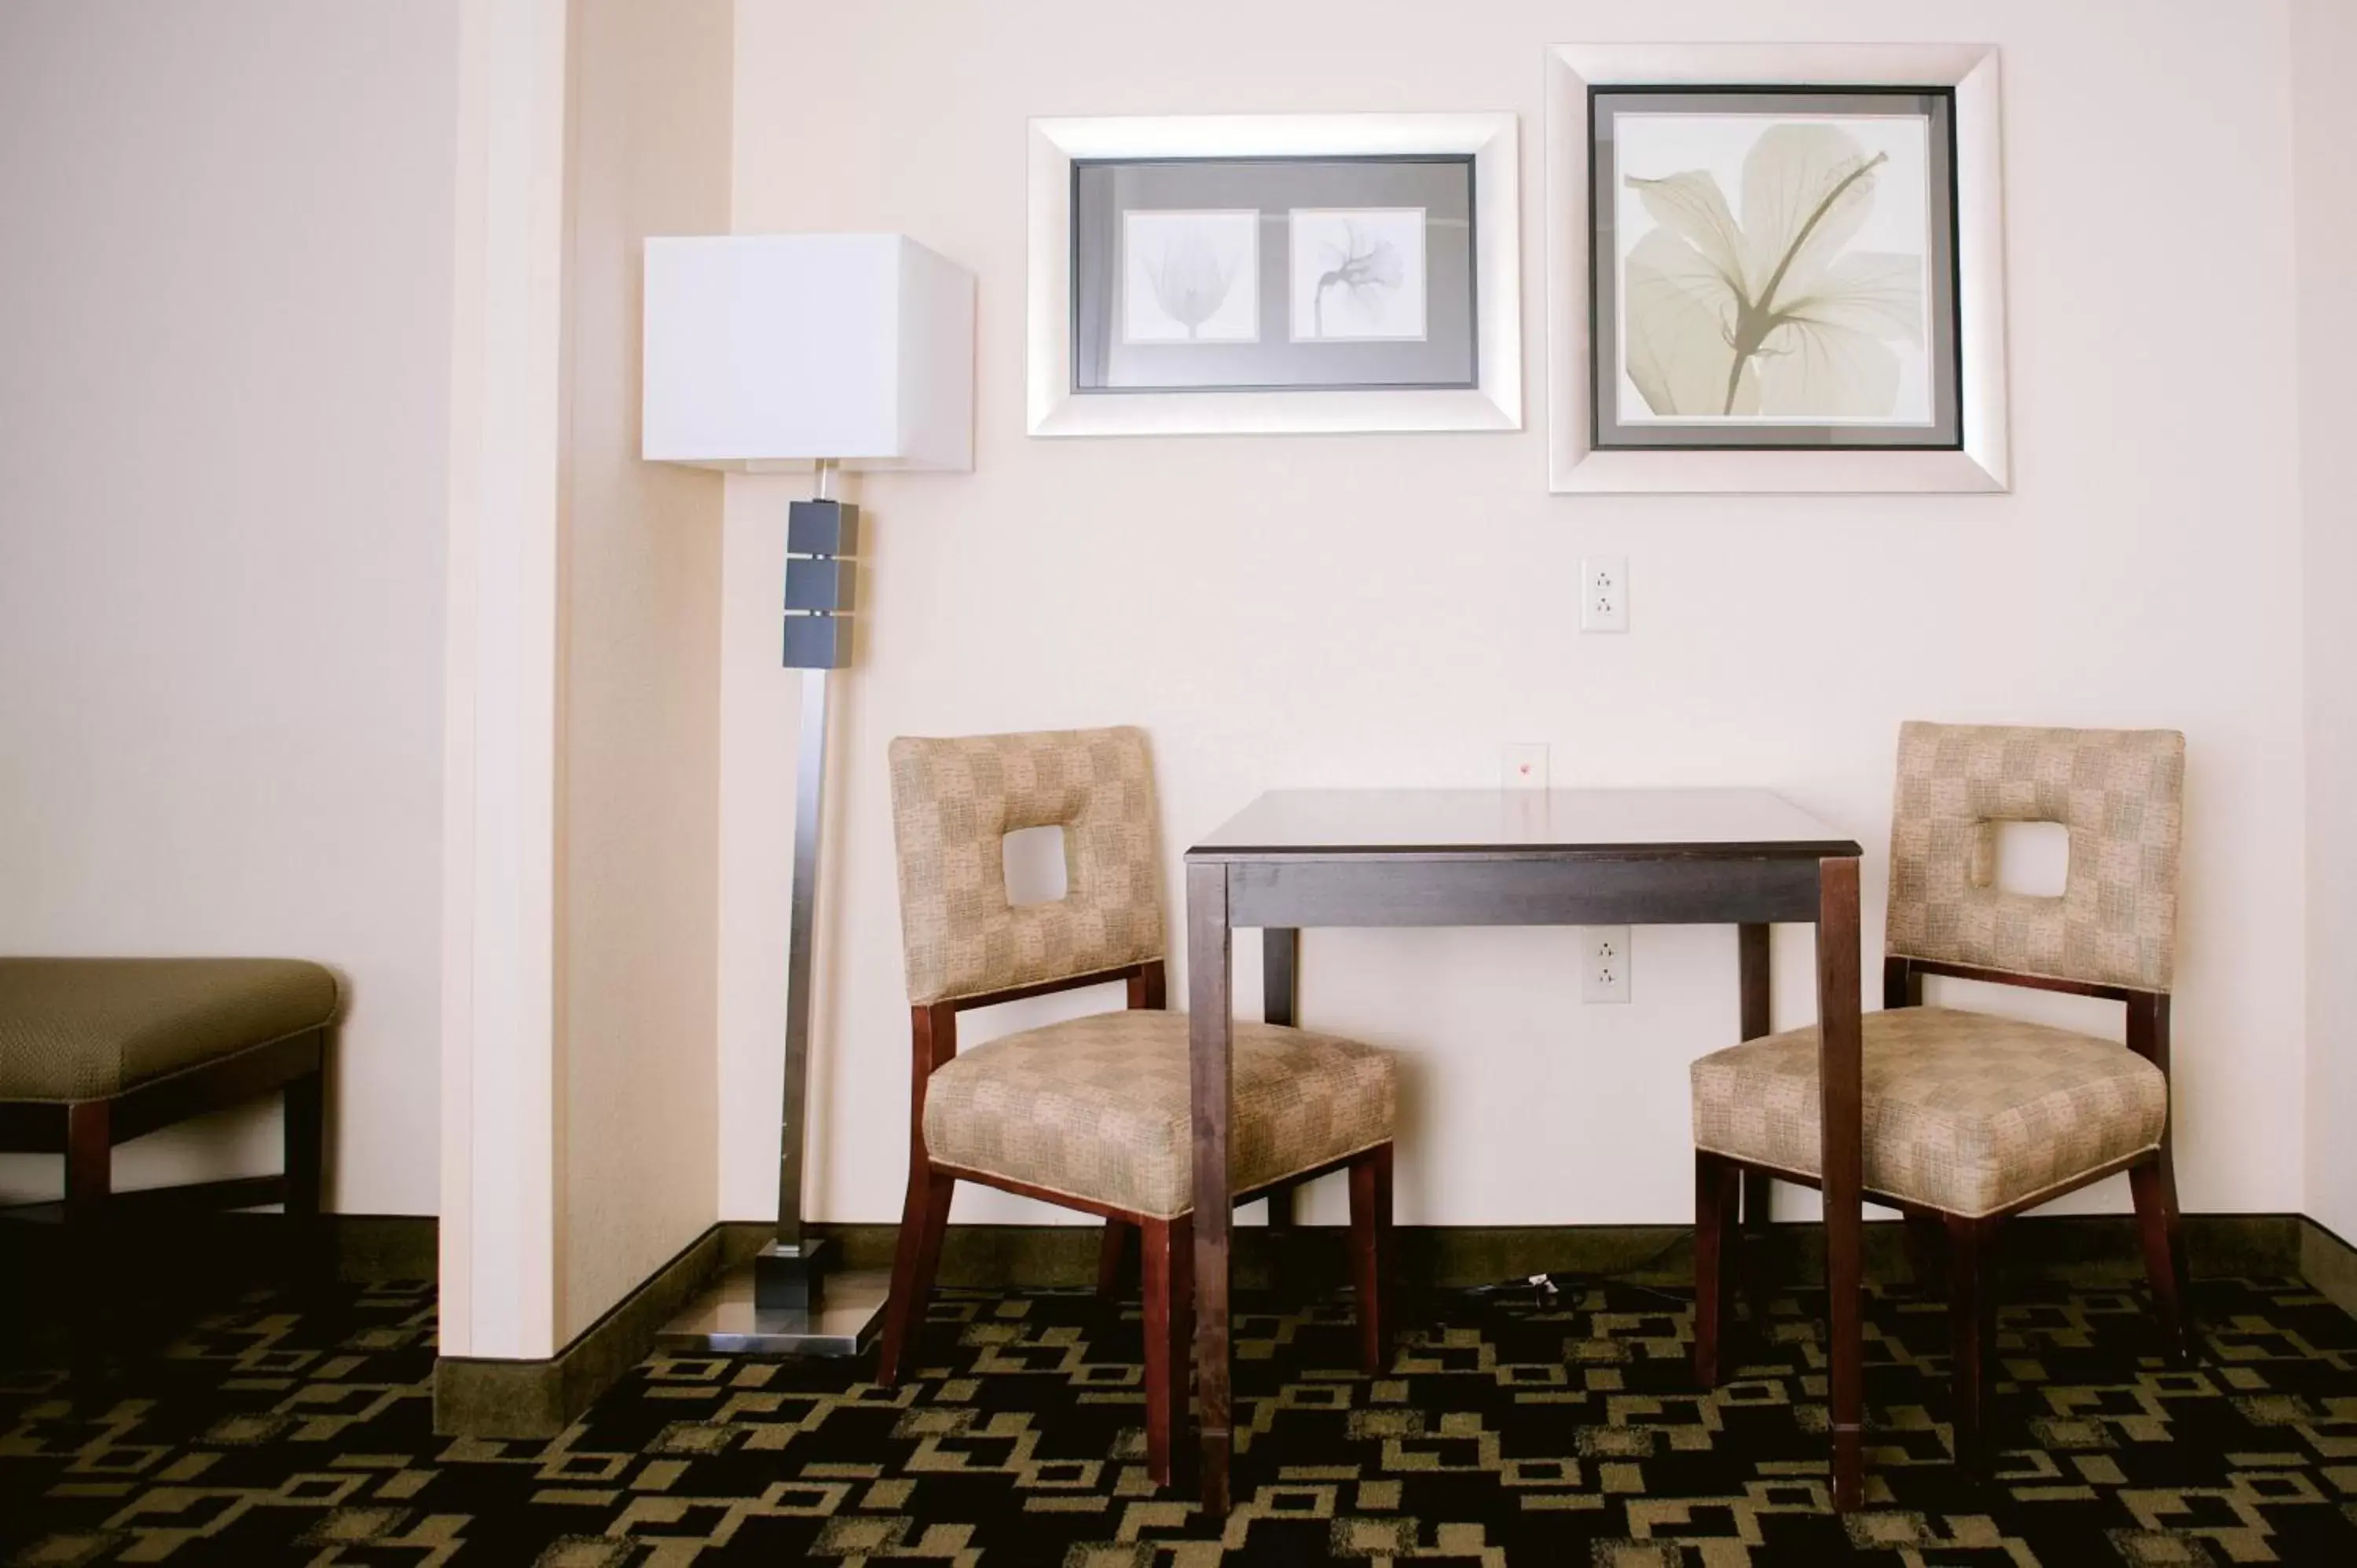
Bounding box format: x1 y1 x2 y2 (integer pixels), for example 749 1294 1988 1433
65 1100 111 1391
284 1068 326 1285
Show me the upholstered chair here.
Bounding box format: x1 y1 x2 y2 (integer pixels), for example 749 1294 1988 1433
1689 722 2190 1471
878 727 1397 1486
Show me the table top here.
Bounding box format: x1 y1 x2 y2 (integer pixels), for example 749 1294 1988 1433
1186 787 1860 861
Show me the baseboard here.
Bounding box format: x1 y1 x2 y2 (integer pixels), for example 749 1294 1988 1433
415 1209 2320 1442
432 1225 724 1439
0 1207 436 1280
2300 1216 2357 1318
328 1214 439 1280
795 1211 2308 1291
402 1209 2335 1444
34 1208 2299 1295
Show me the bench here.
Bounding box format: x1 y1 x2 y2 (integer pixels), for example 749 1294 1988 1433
0 958 339 1372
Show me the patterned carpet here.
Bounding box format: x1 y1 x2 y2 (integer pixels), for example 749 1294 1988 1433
5 1273 2357 1565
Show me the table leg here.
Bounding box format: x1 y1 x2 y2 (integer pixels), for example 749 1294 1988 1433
1188 863 1236 1515
1259 928 1300 1285
1263 928 1297 1028
1736 924 1775 1324
1816 856 1864 1510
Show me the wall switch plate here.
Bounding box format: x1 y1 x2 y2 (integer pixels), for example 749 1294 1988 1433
1580 556 1628 633
1581 925 1631 1002
1503 742 1549 790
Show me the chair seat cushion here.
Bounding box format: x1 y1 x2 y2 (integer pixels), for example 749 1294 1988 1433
0 958 340 1101
922 1010 1395 1219
1691 1006 2166 1218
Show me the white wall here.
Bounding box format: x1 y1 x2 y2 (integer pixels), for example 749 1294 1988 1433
721 0 2313 1231
555 0 731 1344
2294 0 2357 1245
0 0 457 1214
438 0 731 1358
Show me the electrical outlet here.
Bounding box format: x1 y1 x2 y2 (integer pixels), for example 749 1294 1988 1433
1580 555 1629 633
1503 742 1549 791
1581 925 1631 1002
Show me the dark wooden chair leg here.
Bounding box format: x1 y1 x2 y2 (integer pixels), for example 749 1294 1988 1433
2130 1156 2195 1364
1739 1169 1775 1324
876 1170 954 1388
65 1100 111 1391
1098 1220 1137 1306
1735 924 1776 1327
1142 1214 1193 1487
1901 1207 1948 1295
1945 1214 2001 1474
1694 1150 1741 1387
284 1068 327 1286
1347 1144 1394 1375
1263 1180 1299 1302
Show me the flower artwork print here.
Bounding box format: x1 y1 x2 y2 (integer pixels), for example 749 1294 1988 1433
1289 208 1428 342
1121 209 1259 344
1591 90 1961 450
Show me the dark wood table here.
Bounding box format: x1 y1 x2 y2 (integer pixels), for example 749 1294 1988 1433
1185 788 1869 1513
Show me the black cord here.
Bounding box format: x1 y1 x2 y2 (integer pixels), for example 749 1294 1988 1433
1460 1233 1698 1310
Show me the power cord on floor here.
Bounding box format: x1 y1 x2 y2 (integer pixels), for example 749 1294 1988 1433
1461 1233 1697 1310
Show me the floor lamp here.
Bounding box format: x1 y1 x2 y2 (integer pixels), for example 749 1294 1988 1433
642 233 975 1351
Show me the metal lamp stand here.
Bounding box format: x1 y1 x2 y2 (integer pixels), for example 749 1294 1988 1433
659 461 889 1356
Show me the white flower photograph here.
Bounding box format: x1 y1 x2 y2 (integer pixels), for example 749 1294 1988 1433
1120 208 1259 344
1611 112 1934 427
1289 207 1428 343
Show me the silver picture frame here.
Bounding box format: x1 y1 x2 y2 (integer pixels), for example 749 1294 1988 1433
1545 43 2011 493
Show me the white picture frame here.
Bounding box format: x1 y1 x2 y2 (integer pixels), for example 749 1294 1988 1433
1028 112 1521 438
1545 43 2011 493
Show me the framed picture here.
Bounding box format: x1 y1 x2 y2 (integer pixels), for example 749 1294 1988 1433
1547 45 2010 493
1029 114 1520 437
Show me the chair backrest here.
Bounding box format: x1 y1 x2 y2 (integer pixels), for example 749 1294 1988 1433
887 727 1165 1006
1886 721 2185 992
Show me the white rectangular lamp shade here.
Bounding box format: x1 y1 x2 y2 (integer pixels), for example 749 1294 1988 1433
643 233 975 472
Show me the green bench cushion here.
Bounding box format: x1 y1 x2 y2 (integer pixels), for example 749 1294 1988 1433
0 958 339 1102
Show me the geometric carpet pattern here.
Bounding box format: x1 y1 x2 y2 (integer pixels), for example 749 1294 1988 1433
5 1275 2357 1564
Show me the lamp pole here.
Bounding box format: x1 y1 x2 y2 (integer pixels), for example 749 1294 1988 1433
753 459 866 1327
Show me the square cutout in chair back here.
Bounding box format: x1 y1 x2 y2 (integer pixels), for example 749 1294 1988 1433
1003 824 1070 907
1990 819 2069 899
1886 722 2184 991
889 727 1164 1004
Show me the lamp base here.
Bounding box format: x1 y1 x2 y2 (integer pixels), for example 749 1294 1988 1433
752 1237 833 1313
656 1258 887 1358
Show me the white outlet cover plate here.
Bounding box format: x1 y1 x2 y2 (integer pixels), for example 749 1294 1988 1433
1580 556 1628 632
1581 925 1631 1002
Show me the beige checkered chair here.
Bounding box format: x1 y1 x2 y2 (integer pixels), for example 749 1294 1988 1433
877 727 1397 1487
1689 723 2191 1472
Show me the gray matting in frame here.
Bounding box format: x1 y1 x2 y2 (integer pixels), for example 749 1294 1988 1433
1072 156 1476 394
